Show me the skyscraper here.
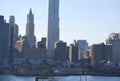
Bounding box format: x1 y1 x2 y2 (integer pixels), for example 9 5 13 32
26 9 36 48
0 15 10 66
46 0 60 57
9 16 19 46
9 16 15 64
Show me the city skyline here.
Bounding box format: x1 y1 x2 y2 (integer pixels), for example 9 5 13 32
0 0 120 45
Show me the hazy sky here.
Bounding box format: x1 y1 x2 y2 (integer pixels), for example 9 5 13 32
0 0 120 45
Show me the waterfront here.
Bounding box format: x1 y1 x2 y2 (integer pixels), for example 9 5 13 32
0 75 120 81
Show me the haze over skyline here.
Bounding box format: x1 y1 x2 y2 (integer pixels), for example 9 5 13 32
0 0 120 45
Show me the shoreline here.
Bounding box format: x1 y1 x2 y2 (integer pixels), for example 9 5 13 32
1 72 120 77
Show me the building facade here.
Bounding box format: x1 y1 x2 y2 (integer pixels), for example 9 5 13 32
54 41 67 62
46 0 60 58
90 43 112 65
76 40 88 59
106 33 120 63
0 16 10 66
69 44 79 63
9 15 15 64
66 46 70 61
9 16 19 45
26 9 36 48
37 38 46 49
14 24 19 44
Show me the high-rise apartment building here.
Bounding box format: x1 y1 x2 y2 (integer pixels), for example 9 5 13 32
26 9 36 48
106 33 120 63
46 0 60 58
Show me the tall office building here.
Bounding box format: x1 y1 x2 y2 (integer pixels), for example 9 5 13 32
106 33 120 63
26 9 36 48
0 16 10 66
9 16 19 46
9 16 15 64
46 0 60 57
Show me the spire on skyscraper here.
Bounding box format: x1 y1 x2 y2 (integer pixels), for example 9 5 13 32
29 8 32 15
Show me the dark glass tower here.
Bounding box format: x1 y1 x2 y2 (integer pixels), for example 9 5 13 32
0 16 10 66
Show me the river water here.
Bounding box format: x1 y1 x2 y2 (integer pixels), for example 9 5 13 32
0 75 120 81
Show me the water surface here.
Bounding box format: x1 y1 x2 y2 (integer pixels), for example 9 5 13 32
0 75 120 81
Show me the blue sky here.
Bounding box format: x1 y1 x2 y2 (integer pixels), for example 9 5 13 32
0 0 120 45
